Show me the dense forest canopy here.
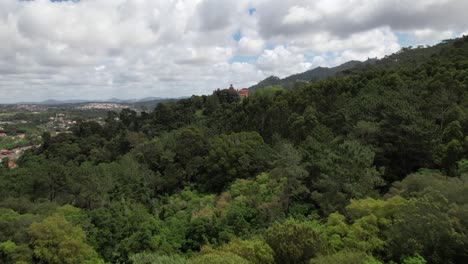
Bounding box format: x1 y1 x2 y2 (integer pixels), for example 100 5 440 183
1 37 468 264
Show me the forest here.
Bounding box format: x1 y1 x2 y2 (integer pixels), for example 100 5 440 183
0 36 467 264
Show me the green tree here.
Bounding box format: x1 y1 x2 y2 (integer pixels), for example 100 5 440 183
130 253 187 264
402 254 427 264
308 140 384 214
387 194 463 264
28 214 102 264
264 219 330 264
90 202 162 263
325 196 405 254
220 238 274 264
188 251 250 264
0 240 33 264
309 251 381 264
202 132 269 192
269 142 309 213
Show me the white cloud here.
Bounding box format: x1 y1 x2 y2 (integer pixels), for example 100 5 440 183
282 5 321 25
0 0 466 103
257 45 312 77
327 27 401 64
237 37 265 55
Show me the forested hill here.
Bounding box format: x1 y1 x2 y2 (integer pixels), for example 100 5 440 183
249 38 460 91
1 36 468 264
248 60 367 91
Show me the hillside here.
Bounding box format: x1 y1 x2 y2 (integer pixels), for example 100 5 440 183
249 60 368 91
249 38 460 92
0 36 467 264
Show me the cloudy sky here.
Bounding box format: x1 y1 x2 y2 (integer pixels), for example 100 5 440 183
1 0 467 103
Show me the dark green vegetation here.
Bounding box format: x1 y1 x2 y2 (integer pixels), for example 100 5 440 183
1 37 468 264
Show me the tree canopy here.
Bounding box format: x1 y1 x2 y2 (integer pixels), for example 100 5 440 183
1 36 468 264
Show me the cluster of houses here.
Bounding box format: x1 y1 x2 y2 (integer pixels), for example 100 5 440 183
79 103 128 110
1 148 23 155
0 146 34 169
48 113 76 130
228 84 249 98
0 133 26 139
14 104 49 111
0 127 30 169
1 149 20 169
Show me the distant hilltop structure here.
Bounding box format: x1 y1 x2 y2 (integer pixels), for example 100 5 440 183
228 84 249 98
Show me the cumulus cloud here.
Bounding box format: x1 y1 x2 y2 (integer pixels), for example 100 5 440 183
256 0 468 38
257 45 312 77
237 37 265 56
282 5 322 26
195 0 241 32
0 0 467 103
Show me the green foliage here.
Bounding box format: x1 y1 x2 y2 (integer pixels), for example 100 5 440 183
254 85 285 97
309 251 381 264
219 238 274 264
265 218 330 264
0 208 39 243
202 132 268 192
188 251 251 264
130 253 187 264
458 159 468 175
269 142 310 213
27 214 103 264
308 140 384 214
223 172 285 225
387 170 468 204
387 194 463 264
402 254 427 264
325 196 405 254
0 240 31 264
90 202 162 263
156 189 217 252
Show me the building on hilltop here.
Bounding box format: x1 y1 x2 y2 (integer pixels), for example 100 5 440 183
238 88 249 98
228 84 249 98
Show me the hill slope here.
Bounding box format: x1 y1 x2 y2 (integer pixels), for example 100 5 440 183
248 60 371 91
249 38 460 91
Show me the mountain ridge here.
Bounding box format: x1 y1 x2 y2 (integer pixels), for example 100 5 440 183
13 97 172 105
248 59 375 91
248 38 462 91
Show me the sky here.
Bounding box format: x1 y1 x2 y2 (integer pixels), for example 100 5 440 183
1 0 467 103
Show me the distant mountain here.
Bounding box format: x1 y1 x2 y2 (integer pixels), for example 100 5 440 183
14 99 94 105
105 98 130 103
249 60 373 91
14 97 171 105
18 99 92 105
137 97 166 102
